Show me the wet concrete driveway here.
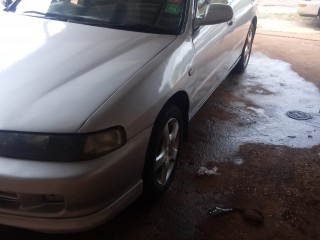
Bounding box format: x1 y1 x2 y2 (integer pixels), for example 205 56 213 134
1 34 320 240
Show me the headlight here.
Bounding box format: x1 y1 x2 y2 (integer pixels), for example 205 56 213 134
0 127 126 162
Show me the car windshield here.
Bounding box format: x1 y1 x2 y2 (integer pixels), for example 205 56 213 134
7 0 188 34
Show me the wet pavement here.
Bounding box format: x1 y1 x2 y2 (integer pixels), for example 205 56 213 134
186 53 320 169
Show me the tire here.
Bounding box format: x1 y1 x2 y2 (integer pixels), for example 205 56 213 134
233 23 255 73
143 105 183 196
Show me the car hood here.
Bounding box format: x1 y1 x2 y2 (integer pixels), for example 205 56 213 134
0 13 176 133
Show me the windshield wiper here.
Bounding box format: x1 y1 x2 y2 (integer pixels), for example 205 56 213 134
19 10 175 34
23 10 47 16
77 22 175 34
97 23 174 34
20 11 113 27
22 11 70 21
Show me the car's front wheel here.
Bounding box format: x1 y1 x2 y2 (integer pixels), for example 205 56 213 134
143 105 183 196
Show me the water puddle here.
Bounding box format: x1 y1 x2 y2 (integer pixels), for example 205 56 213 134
196 166 219 176
190 53 320 164
231 53 320 148
208 207 264 225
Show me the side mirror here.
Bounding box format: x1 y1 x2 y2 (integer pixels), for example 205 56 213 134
194 4 233 29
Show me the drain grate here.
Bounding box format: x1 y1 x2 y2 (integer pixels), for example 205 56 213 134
286 111 312 120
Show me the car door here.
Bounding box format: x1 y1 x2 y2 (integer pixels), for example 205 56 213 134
189 0 234 116
227 0 256 66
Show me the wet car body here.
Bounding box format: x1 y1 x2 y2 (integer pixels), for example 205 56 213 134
0 0 257 233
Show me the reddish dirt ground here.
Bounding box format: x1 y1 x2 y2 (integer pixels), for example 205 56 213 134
253 33 320 89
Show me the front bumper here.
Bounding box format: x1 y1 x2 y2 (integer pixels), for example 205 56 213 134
0 181 142 233
0 127 152 233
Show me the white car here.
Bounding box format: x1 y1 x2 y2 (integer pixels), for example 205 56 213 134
297 0 320 18
0 0 257 233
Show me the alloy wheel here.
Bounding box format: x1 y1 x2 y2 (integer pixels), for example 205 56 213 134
243 27 253 67
154 118 180 186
